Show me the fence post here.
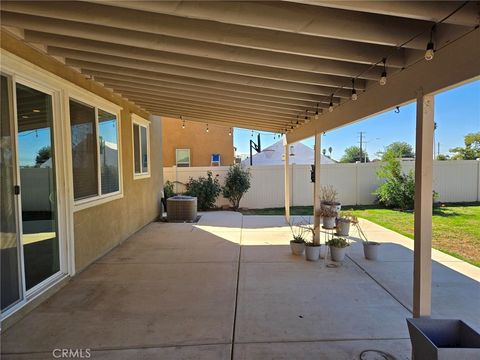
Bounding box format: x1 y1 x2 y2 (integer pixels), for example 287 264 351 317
477 159 480 202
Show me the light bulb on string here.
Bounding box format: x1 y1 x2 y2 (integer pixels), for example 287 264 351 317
380 58 387 86
206 124 209 133
351 78 357 101
425 26 435 61
328 94 334 112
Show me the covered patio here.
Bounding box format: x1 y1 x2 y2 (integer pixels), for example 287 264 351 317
2 212 479 359
1 1 480 359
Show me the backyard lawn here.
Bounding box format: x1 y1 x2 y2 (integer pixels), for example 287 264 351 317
241 203 480 267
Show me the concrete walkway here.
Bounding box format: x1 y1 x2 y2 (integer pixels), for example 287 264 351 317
2 212 479 359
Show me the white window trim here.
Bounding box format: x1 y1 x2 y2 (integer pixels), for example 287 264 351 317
67 88 124 212
176 148 191 167
132 114 151 179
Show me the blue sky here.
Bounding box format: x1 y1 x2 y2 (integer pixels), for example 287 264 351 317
234 80 480 161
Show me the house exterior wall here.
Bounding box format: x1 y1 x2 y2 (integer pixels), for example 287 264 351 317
1 31 163 274
162 116 234 167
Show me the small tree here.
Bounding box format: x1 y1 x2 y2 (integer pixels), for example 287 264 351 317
378 141 415 160
222 165 251 211
340 145 369 163
185 171 221 210
449 132 480 160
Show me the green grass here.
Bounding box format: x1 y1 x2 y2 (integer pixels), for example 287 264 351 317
241 203 480 267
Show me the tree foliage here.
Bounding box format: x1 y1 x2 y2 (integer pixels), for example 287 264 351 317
35 146 51 166
374 153 415 210
222 165 251 211
379 141 414 160
185 171 222 210
340 145 369 163
449 132 480 160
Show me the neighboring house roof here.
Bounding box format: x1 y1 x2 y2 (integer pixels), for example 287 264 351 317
241 140 335 166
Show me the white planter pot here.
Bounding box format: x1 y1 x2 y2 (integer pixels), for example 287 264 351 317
336 220 350 236
330 246 347 262
305 245 321 261
290 241 305 256
322 216 336 229
363 242 380 260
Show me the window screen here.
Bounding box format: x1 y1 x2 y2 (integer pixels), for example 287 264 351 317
70 100 98 200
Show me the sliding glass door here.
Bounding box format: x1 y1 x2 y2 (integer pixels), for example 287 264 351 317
1 75 21 311
16 82 60 291
1 75 62 315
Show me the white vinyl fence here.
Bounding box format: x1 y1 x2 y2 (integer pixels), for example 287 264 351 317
164 160 480 209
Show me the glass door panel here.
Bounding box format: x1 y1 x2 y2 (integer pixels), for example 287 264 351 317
16 83 60 291
1 75 21 311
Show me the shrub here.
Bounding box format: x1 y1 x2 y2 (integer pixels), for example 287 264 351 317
222 165 251 211
163 180 175 199
374 155 415 210
185 171 221 210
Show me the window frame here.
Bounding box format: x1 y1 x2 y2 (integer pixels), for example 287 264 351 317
132 114 151 179
67 90 123 212
176 148 191 167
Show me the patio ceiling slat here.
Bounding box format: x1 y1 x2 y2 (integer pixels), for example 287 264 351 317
0 10 410 67
103 85 314 116
24 30 386 81
86 72 329 109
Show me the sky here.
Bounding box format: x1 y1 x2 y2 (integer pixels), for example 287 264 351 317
234 80 480 161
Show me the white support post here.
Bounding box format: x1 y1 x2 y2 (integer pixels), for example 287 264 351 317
313 134 321 244
413 90 434 318
284 138 290 223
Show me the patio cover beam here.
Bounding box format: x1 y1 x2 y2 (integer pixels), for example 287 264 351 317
286 28 480 144
24 30 386 81
90 1 470 49
284 138 291 223
0 4 412 66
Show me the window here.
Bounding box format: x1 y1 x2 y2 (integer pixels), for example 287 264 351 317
176 149 190 167
69 99 121 202
132 115 150 178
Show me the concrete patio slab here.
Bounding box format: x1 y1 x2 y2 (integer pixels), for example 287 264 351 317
233 339 411 360
2 212 478 360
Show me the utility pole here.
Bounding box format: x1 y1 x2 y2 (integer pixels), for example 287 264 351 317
437 142 440 159
358 131 365 163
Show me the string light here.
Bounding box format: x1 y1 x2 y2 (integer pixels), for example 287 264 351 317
206 124 209 133
315 104 319 120
380 58 387 85
351 78 357 101
251 130 254 137
425 26 435 61
181 116 185 129
228 128 232 136
328 94 334 112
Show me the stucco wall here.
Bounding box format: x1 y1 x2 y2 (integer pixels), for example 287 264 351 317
2 31 163 273
73 112 163 271
162 116 234 167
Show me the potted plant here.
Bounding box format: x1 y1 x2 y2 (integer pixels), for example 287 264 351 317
298 220 320 262
354 220 381 260
289 222 307 256
319 185 341 213
327 237 350 262
336 212 356 236
318 205 338 229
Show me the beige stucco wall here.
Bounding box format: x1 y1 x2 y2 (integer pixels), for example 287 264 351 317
1 31 163 273
162 116 234 167
73 112 163 271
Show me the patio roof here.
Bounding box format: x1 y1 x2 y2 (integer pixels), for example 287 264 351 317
1 1 478 134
